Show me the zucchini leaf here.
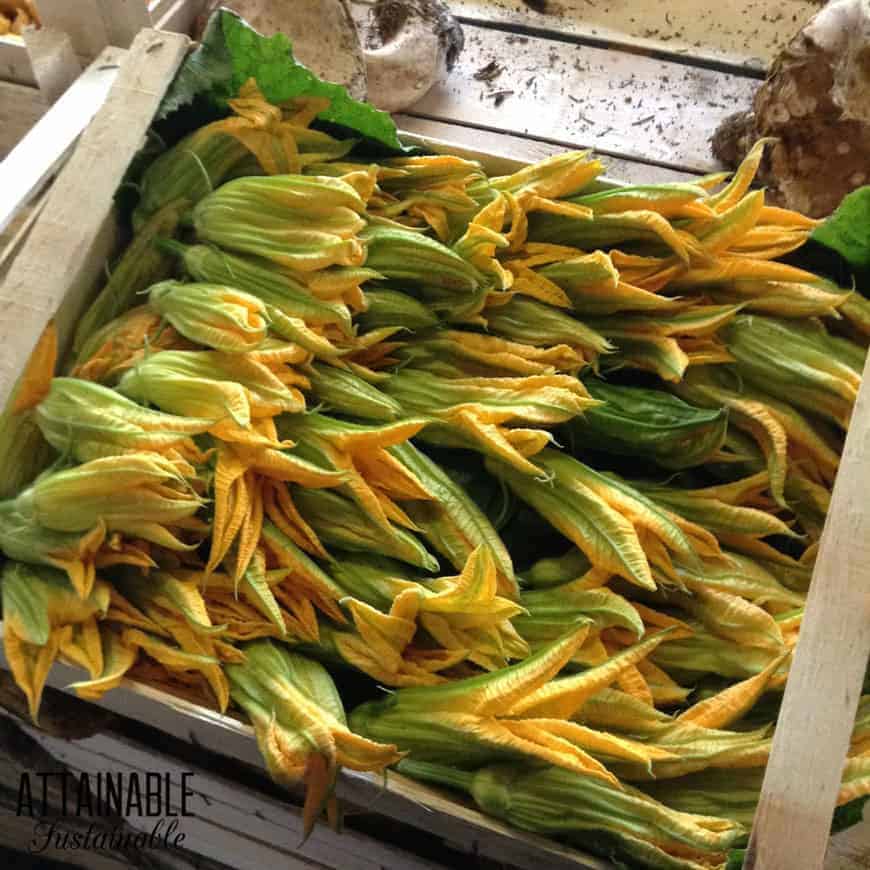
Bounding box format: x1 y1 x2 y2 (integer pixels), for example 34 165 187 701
157 8 410 153
811 187 870 280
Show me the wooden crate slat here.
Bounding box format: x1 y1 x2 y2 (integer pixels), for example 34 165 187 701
25 721 446 870
0 29 190 407
746 348 870 868
15 656 610 870
0 639 609 870
0 34 35 86
448 0 818 72
396 115 699 184
0 47 121 236
410 24 757 173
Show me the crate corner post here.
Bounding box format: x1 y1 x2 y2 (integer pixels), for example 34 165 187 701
0 28 190 407
747 350 870 870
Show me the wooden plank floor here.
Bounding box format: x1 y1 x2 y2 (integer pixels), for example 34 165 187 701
448 0 820 71
408 22 758 172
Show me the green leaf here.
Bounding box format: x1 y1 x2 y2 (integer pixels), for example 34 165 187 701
157 10 235 120
812 186 870 277
726 848 746 870
831 795 870 835
157 9 408 154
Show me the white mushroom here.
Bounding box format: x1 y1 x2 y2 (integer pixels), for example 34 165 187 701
353 0 464 113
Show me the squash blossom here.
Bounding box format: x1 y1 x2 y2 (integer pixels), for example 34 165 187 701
118 349 307 427
0 130 860 857
275 413 431 534
134 80 357 227
148 281 270 353
226 641 402 837
515 582 644 654
35 377 212 462
0 454 204 580
352 629 677 781
160 240 355 335
305 362 402 421
389 442 518 598
72 305 191 384
193 173 372 272
371 154 487 240
483 296 613 368
399 760 746 868
394 330 586 378
487 449 710 590
383 367 596 474
361 224 481 292
329 547 527 673
293 487 440 572
1 562 110 720
723 314 864 430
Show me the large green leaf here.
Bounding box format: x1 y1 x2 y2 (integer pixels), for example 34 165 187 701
157 8 408 153
812 187 870 278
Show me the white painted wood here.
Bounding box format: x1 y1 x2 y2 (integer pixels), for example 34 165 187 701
0 33 35 85
0 30 190 410
37 0 110 59
0 80 46 158
445 0 819 72
22 26 81 104
0 48 122 235
396 115 698 184
97 0 152 47
409 24 757 173
747 347 870 868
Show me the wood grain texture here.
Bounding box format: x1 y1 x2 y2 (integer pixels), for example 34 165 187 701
746 349 870 870
0 711 242 869
446 0 819 71
0 81 46 158
0 49 116 227
0 193 46 282
410 24 757 172
31 722 445 870
0 34 35 86
0 30 189 410
0 49 122 261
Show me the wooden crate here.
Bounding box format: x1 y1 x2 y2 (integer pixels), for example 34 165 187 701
32 0 206 60
0 0 205 161
1 24 869 870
